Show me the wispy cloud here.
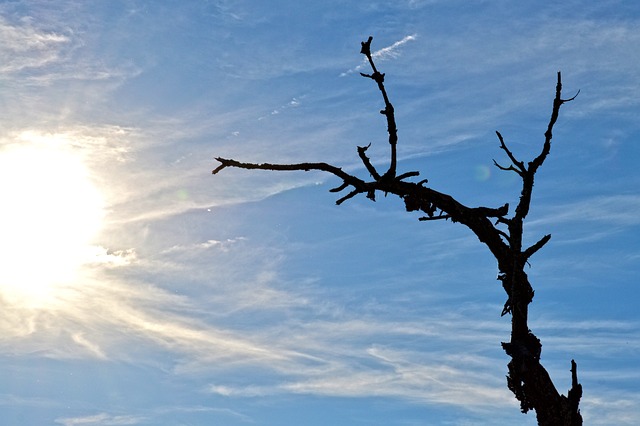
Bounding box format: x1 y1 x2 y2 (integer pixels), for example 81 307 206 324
57 406 254 426
372 34 419 61
202 310 515 412
162 238 246 255
284 346 511 409
85 247 138 268
55 413 146 426
529 194 640 228
0 14 140 88
153 405 253 422
202 313 640 420
208 347 514 412
0 17 70 74
582 393 640 426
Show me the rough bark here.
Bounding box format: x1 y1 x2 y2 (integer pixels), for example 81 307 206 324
212 36 582 424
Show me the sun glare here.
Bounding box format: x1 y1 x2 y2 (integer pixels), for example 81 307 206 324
0 139 104 307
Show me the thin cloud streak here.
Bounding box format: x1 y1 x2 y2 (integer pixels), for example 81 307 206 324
208 348 515 413
162 238 247 255
341 34 418 76
55 413 146 426
529 195 640 228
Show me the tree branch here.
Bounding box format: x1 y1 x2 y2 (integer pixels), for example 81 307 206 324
213 157 359 183
523 234 551 261
213 157 369 204
357 143 381 180
360 36 398 180
495 131 525 176
212 39 582 425
396 170 420 181
419 213 451 221
512 72 577 226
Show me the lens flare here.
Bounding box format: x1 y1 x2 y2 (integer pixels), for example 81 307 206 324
474 164 491 182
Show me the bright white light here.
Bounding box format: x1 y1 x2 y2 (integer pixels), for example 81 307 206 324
0 139 104 307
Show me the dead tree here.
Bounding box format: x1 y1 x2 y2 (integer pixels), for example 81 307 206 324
213 37 583 425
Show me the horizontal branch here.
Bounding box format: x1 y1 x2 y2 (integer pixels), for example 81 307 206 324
419 213 450 221
213 157 361 184
214 157 376 205
214 155 510 265
396 170 420 181
473 203 510 218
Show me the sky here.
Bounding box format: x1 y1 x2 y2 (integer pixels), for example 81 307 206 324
0 0 639 425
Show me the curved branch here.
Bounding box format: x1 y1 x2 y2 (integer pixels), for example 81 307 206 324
495 131 525 175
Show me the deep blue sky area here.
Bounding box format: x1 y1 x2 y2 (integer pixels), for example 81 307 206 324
0 1 639 425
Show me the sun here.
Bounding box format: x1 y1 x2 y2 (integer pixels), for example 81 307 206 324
0 139 105 307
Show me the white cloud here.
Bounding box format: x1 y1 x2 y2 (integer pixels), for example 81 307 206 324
372 34 419 61
282 347 512 409
582 393 640 426
161 238 246 254
0 17 70 74
201 310 514 411
55 413 145 426
530 195 640 227
208 347 514 412
86 247 138 267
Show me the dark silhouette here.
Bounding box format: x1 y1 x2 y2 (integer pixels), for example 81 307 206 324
213 36 583 425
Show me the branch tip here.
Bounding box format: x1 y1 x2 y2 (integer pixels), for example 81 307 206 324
329 181 349 193
562 89 580 104
360 36 373 55
524 234 551 260
212 157 229 174
396 171 420 181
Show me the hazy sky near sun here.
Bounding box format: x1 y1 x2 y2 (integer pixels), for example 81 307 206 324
0 1 639 425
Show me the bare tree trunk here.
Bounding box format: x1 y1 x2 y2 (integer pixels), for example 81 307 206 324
212 37 583 424
501 271 583 426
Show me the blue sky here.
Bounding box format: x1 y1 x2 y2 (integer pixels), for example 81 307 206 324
0 1 639 425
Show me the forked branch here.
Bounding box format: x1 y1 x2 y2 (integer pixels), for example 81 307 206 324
212 37 582 425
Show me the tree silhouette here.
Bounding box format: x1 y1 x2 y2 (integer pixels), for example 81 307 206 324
213 36 583 425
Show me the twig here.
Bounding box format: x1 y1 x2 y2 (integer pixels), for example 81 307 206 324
357 144 381 180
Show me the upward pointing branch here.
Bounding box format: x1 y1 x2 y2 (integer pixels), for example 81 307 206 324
491 72 579 264
360 36 398 180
